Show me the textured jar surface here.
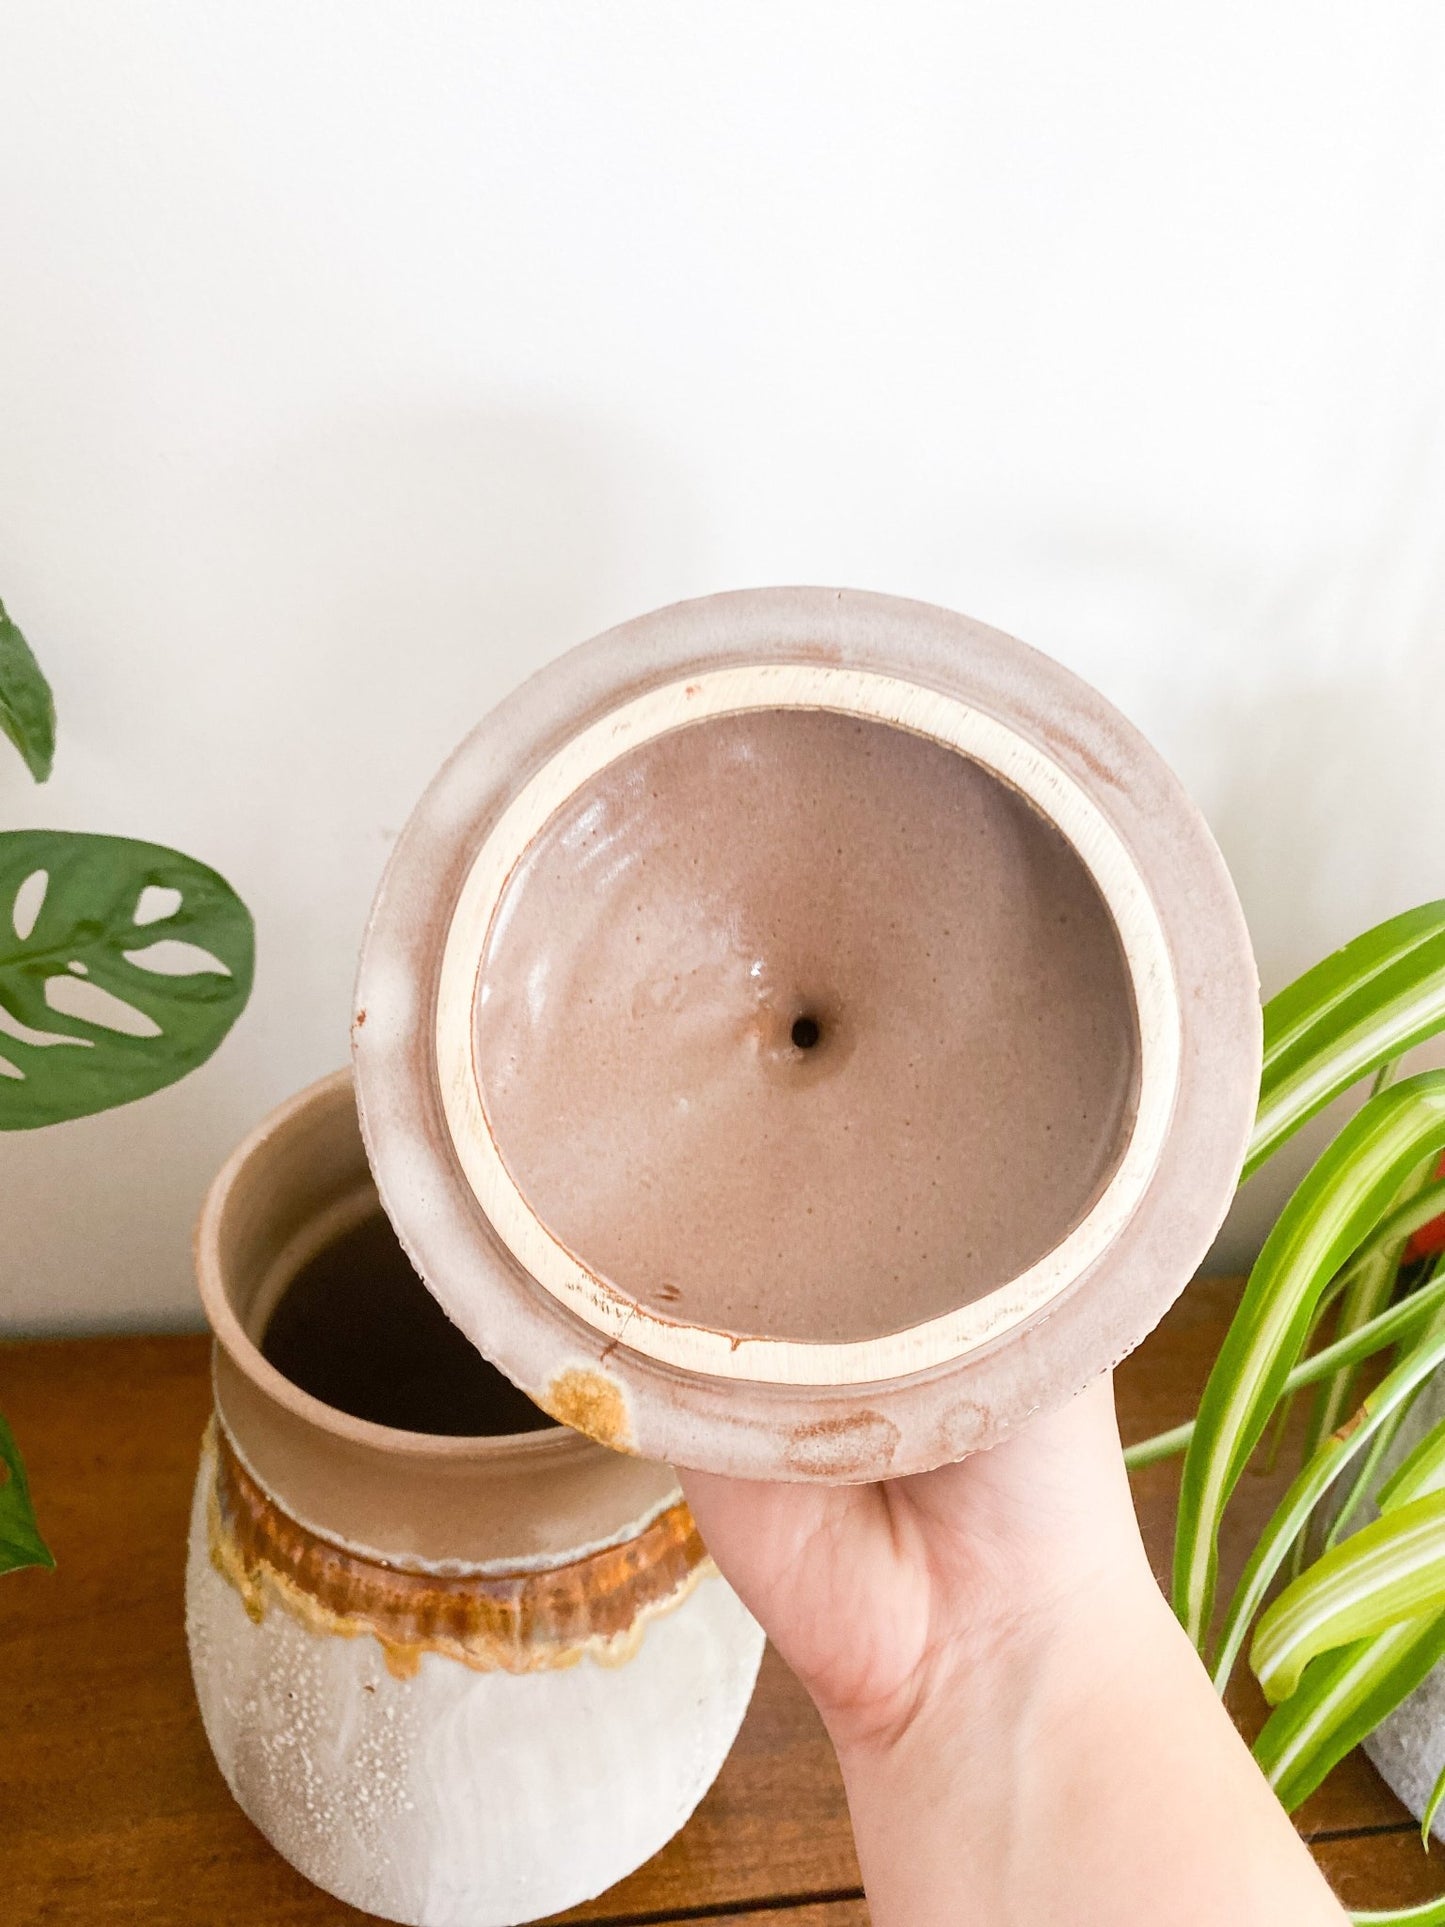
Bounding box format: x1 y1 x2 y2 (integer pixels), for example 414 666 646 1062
190 1068 765 1925
186 1423 764 1927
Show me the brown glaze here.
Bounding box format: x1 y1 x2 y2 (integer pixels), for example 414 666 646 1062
206 1423 707 1678
782 1410 902 1480
196 1070 685 1566
474 707 1141 1346
540 1367 635 1452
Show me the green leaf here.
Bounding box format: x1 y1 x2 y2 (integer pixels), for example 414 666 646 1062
1125 1262 1445 1470
1210 1321 1445 1693
0 1409 54 1573
1123 1419 1195 1470
1380 1409 1445 1515
0 597 57 784
0 830 254 1128
1325 1392 1428 1554
1247 903 1445 1181
1174 1073 1445 1649
1254 1613 1445 1812
1319 1258 1445 1559
1299 1158 1439 1474
1251 1491 1445 1703
1420 1750 1445 1850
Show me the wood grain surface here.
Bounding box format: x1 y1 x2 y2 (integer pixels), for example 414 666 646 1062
1 1277 1441 1924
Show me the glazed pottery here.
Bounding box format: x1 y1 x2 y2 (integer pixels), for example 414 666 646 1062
354 586 1262 1480
187 1069 765 1927
188 586 1261 1917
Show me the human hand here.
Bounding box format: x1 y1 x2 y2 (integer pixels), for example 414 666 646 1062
681 1375 1347 1926
680 1373 1149 1753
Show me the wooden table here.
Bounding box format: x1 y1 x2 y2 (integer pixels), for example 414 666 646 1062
3 1276 1443 1924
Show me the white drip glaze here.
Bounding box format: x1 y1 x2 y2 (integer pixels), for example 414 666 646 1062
185 1447 765 1925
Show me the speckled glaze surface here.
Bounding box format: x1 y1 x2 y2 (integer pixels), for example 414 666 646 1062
354 587 1262 1480
187 1070 764 1926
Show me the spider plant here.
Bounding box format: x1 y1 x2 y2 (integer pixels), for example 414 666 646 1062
1126 898 1445 1925
0 596 253 1575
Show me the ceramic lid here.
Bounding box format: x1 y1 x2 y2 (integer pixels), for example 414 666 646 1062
353 587 1260 1481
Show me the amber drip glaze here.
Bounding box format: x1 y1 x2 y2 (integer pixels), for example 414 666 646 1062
205 1422 710 1678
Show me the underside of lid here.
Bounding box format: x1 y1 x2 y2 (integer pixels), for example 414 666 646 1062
471 703 1141 1354
353 588 1260 1480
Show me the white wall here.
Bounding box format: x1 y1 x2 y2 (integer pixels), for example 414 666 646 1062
2 3 1444 1332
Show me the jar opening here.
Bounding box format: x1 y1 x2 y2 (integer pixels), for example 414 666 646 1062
259 1208 554 1440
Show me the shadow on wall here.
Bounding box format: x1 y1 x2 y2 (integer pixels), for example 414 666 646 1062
983 506 1445 1275
1208 680 1442 997
0 405 700 1334
1204 674 1445 1270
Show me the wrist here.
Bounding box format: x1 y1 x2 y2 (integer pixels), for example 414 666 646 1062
822 1573 1170 1927
825 1574 1348 1927
821 1543 1166 1768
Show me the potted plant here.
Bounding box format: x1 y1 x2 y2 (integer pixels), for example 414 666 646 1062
1126 899 1445 1924
0 595 254 1574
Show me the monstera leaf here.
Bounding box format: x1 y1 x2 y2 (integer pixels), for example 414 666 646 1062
0 830 254 1128
0 1410 53 1575
0 599 57 784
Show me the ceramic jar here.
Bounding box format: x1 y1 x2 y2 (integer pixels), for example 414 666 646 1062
184 585 1261 1921
186 1069 765 1927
